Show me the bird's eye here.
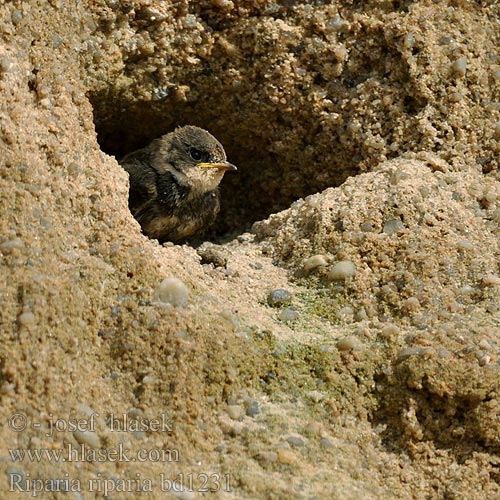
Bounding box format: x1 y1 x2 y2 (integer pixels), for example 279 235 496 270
190 148 203 161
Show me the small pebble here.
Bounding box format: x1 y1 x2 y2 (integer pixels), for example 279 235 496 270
237 233 254 243
404 32 415 48
360 221 373 232
18 311 35 326
492 207 500 223
479 354 491 366
483 274 500 286
245 400 260 417
337 306 354 320
458 285 474 295
383 219 404 235
354 307 368 322
403 297 420 312
172 491 196 500
213 0 234 9
154 277 189 307
6 466 25 480
494 121 500 138
478 339 492 351
227 405 245 420
40 216 52 229
78 403 101 420
303 254 328 273
327 261 356 281
336 336 361 351
277 449 296 465
320 437 336 449
325 14 344 32
380 324 400 339
183 14 197 28
307 390 325 402
0 56 12 73
73 429 100 448
451 56 467 77
286 436 304 447
11 10 22 24
197 245 227 267
278 308 299 322
437 347 451 358
255 451 278 464
39 97 51 108
457 239 474 251
267 288 292 307
1 238 25 254
397 347 431 361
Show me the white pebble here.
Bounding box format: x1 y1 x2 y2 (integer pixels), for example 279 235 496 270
212 0 234 9
1 238 24 254
479 354 491 366
11 10 22 24
77 403 98 417
494 121 500 138
328 261 356 281
172 491 196 500
452 56 467 77
307 390 325 402
336 336 361 351
0 56 12 73
73 429 100 448
336 306 353 320
397 347 431 361
457 239 474 251
183 14 197 28
154 277 189 307
380 324 400 339
303 254 328 273
478 339 492 351
325 14 344 32
383 219 404 235
404 32 415 48
227 405 244 420
483 274 500 286
18 311 35 326
458 285 474 295
403 297 420 312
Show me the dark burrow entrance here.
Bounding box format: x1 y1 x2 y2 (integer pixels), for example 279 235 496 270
90 87 363 244
88 3 422 245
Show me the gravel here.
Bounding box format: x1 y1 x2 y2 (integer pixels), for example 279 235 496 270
154 277 189 307
327 261 357 281
267 288 292 307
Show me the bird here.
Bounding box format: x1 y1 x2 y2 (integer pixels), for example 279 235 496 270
118 125 237 244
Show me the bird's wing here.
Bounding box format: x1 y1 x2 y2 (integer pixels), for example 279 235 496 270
119 151 158 212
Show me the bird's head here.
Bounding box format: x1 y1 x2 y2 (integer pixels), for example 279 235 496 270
155 125 237 193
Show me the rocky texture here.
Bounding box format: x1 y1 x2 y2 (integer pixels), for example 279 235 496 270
1 1 500 499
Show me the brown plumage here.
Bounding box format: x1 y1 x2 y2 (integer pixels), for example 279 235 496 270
119 126 236 243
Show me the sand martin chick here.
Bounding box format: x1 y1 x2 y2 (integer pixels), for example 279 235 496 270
119 125 236 243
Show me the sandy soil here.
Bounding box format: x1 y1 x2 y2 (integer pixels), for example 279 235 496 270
1 1 500 499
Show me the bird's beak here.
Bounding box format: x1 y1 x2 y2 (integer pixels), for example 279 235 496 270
196 161 237 172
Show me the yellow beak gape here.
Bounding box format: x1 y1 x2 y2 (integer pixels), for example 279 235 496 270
196 161 237 171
